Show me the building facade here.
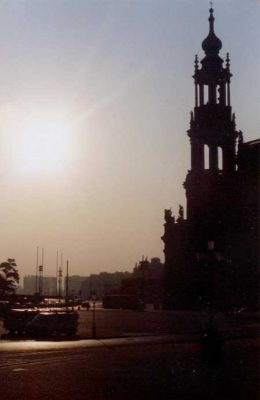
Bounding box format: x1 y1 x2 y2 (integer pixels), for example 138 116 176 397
23 275 57 296
81 271 131 300
121 257 164 305
162 8 259 310
64 275 86 298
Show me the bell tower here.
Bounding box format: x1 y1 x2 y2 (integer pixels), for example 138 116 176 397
184 7 241 249
162 6 259 310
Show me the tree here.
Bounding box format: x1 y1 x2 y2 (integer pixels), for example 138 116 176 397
0 258 20 298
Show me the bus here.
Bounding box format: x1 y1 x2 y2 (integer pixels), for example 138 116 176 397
102 295 144 310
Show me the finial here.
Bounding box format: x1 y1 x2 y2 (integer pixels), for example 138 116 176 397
209 4 215 32
202 3 222 56
194 54 199 71
238 130 243 144
209 1 214 14
226 52 230 69
232 113 236 128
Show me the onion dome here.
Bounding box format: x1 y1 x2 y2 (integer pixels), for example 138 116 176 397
202 8 222 56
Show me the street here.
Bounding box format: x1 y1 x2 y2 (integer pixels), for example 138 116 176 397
66 308 260 340
1 308 259 341
0 309 259 399
0 336 259 400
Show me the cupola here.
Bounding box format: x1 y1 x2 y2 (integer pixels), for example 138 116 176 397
202 8 222 57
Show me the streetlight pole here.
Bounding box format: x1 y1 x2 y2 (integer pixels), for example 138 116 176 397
35 246 39 294
56 251 59 297
58 252 63 304
91 292 97 339
65 260 69 310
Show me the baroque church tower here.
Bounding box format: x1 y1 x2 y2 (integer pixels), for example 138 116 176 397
162 7 259 309
185 7 240 250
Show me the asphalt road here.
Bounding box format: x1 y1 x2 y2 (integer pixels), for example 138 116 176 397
0 336 259 400
77 308 210 338
76 308 260 340
0 309 259 399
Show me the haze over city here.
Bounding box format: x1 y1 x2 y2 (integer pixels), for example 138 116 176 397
0 0 259 278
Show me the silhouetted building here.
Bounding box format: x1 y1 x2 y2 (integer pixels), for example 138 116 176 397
81 271 131 300
162 8 259 310
121 257 164 305
64 275 86 298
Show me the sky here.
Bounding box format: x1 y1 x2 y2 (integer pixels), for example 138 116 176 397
0 0 259 281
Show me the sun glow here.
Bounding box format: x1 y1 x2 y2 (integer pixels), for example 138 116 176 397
1 108 72 175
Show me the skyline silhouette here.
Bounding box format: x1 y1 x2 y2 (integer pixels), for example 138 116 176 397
0 1 259 278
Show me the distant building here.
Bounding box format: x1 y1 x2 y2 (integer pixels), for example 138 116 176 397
23 275 57 296
64 275 86 298
23 276 36 295
81 271 131 300
121 257 164 305
162 8 259 310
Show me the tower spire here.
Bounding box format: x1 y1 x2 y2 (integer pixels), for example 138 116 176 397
209 4 215 33
188 3 236 181
202 6 222 56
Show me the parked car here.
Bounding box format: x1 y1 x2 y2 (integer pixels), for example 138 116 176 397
26 311 78 338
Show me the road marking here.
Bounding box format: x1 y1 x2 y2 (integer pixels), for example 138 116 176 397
12 368 27 372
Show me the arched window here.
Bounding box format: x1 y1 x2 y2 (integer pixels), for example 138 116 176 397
218 147 223 170
199 85 204 106
204 145 209 169
204 85 209 104
217 85 221 103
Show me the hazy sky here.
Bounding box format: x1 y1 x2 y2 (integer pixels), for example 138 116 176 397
0 0 259 280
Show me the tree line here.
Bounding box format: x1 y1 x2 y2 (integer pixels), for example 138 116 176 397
0 259 19 299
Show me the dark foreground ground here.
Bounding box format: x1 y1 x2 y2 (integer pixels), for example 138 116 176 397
0 309 259 399
0 337 259 400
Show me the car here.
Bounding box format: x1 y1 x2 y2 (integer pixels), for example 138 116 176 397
26 311 78 338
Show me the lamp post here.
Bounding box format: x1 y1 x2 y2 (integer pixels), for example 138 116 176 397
65 260 69 310
91 291 97 339
35 246 39 295
38 265 43 296
58 267 63 304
